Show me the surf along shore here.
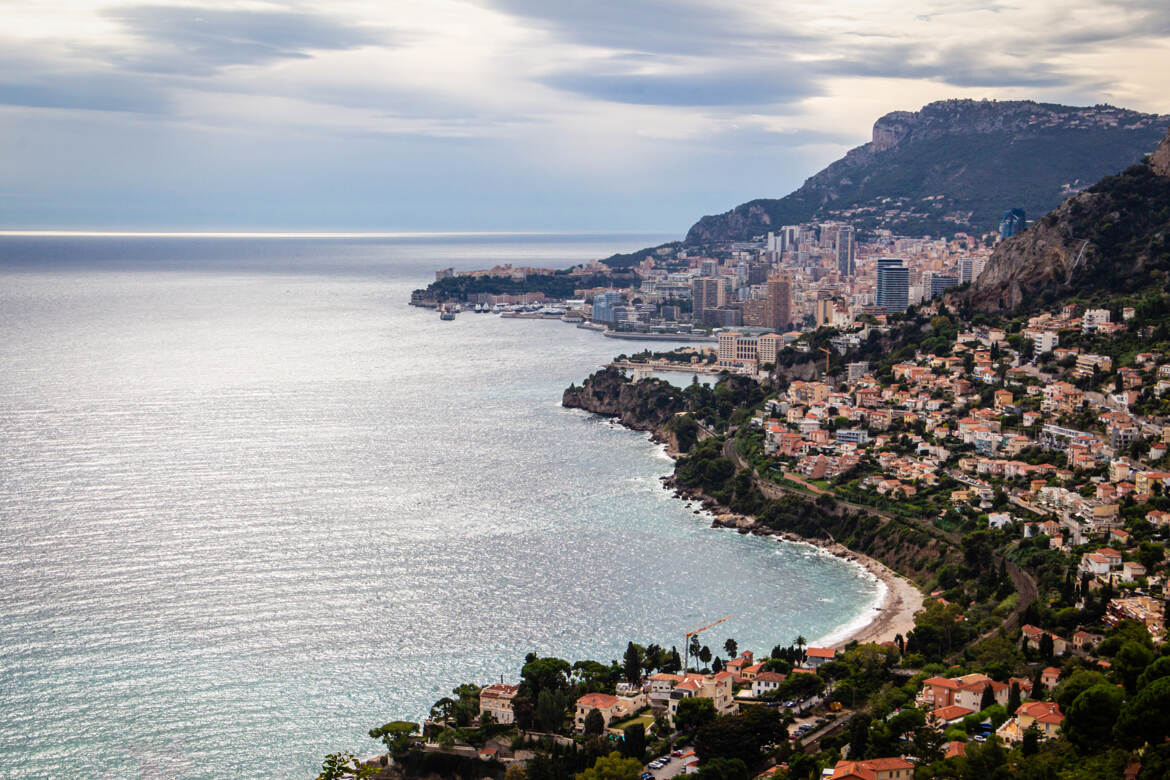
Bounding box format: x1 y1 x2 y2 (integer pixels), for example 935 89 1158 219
667 474 924 652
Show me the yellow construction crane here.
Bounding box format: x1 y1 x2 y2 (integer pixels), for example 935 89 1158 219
683 614 733 672
819 346 831 373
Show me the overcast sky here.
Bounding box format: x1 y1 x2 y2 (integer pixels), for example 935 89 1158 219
2 0 1169 232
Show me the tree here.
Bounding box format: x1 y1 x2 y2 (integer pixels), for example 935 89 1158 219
912 723 946 765
583 708 605 737
794 635 807 653
316 752 377 780
369 721 418 761
1021 726 1039 757
1063 684 1124 752
1038 632 1054 662
576 751 641 780
522 657 572 699
1055 669 1110 712
699 645 712 666
695 758 748 780
624 642 643 685
1007 681 1021 715
712 657 723 673
621 723 646 762
674 697 716 734
1114 676 1170 749
979 683 996 712
724 638 738 659
1113 640 1154 694
535 688 567 733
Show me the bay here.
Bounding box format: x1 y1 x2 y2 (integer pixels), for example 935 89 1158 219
0 235 880 779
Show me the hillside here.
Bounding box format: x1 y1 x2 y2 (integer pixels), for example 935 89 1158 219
966 126 1170 312
685 99 1169 243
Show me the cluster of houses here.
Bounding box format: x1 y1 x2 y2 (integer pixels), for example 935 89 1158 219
475 648 845 736
914 670 1066 745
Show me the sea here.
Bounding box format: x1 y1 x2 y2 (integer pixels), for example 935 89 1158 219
0 233 881 779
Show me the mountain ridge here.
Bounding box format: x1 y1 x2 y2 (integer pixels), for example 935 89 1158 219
684 99 1170 243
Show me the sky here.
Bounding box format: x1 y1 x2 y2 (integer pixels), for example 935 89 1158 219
1 0 1169 233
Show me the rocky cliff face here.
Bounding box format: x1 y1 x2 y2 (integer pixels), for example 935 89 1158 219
561 367 687 435
965 128 1170 312
685 99 1169 242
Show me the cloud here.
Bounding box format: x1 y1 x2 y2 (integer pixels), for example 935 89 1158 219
100 4 390 75
477 0 810 55
540 64 819 107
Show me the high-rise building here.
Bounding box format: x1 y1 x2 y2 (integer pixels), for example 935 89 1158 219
766 273 792 332
692 277 726 321
699 259 720 277
876 258 909 313
960 256 988 284
999 208 1026 241
591 290 624 324
835 225 856 276
929 274 959 299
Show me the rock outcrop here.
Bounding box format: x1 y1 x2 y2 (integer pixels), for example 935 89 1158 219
965 127 1170 312
685 99 1169 242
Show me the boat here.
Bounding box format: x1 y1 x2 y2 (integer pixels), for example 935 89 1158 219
439 305 456 321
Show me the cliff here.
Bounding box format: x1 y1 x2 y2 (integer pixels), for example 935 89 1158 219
966 127 1170 312
685 99 1169 242
562 367 688 434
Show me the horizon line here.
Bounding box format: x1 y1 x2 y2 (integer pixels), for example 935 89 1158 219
0 229 678 239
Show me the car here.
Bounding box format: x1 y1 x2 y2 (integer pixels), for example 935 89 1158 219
973 735 987 743
784 700 797 708
671 750 683 758
641 773 653 780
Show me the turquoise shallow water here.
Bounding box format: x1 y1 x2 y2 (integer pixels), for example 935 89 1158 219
0 235 879 779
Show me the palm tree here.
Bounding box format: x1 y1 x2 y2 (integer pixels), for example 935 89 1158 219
794 635 806 652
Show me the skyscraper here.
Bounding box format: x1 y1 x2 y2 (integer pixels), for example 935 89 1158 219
835 225 856 276
766 273 792 332
876 258 909 313
929 274 959 299
692 277 726 321
591 290 624 324
999 208 1026 240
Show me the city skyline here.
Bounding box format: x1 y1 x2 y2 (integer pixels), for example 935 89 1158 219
2 0 1169 231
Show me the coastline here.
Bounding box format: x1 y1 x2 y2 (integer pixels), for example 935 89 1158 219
648 434 923 651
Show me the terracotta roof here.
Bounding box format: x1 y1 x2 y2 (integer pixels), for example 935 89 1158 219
755 672 786 683
577 693 618 709
945 741 966 758
480 684 519 699
1016 701 1063 723
806 647 836 658
931 705 975 721
923 676 961 690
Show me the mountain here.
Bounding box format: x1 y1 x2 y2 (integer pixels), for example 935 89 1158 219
964 126 1170 312
685 99 1169 243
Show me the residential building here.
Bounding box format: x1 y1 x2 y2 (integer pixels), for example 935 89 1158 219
997 701 1063 744
479 683 519 725
767 273 792 332
575 693 619 732
876 258 909 313
831 757 915 780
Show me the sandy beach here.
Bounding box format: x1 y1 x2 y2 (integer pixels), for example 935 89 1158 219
704 508 925 649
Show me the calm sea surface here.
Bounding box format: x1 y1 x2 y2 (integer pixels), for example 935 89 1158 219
0 235 879 779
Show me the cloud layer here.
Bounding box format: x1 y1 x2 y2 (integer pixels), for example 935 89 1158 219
1 0 1168 230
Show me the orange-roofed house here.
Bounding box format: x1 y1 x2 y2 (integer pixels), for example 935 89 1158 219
831 757 915 780
666 672 736 724
1041 667 1061 689
944 741 967 759
575 693 619 733
740 662 766 681
997 701 1064 744
930 705 974 726
724 651 755 680
804 647 837 668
